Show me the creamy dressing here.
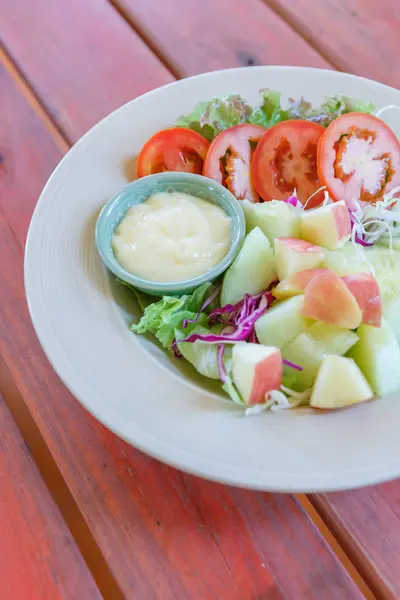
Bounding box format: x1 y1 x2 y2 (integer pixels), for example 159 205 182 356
112 191 232 282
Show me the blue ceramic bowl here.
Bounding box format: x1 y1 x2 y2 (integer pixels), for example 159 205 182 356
95 172 246 296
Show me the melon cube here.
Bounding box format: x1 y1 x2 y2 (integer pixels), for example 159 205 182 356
241 199 301 243
348 318 400 396
221 227 276 306
255 296 310 349
282 322 359 391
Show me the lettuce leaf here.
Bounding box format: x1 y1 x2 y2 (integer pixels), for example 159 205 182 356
287 95 375 126
222 373 245 404
177 90 376 139
176 95 252 141
176 325 228 379
130 283 213 349
249 89 290 128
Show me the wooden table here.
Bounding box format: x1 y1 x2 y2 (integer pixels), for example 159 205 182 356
1 1 399 597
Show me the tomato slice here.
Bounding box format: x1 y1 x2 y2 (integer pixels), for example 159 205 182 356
251 120 325 208
203 124 266 203
136 128 210 178
318 112 400 204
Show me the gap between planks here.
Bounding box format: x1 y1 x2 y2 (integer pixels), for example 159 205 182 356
262 0 347 73
108 0 184 79
297 495 376 599
1 35 374 600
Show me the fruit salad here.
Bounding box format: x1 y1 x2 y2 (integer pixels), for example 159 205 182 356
122 90 400 413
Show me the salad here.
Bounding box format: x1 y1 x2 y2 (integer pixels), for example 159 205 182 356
121 90 400 413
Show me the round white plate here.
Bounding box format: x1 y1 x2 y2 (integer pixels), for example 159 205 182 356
25 67 400 492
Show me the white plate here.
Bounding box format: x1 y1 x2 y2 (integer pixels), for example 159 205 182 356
25 67 400 492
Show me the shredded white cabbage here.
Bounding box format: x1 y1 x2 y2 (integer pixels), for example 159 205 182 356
302 185 327 210
244 386 311 416
347 186 400 248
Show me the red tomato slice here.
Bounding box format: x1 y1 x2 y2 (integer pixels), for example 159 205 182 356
203 124 266 203
251 120 325 208
136 128 210 178
318 112 400 204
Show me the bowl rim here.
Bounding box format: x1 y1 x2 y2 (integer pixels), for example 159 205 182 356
95 171 246 295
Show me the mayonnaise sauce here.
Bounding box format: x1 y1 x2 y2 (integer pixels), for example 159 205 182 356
112 191 232 282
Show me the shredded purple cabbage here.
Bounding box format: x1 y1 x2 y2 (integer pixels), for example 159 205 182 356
284 195 302 208
349 210 375 247
173 283 303 379
282 358 303 372
179 302 269 344
217 344 227 382
171 339 182 358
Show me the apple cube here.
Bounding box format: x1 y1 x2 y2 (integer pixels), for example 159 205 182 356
255 295 311 349
232 343 282 405
273 268 328 300
301 200 351 250
274 237 324 281
300 270 362 329
348 318 400 396
310 355 373 409
342 272 381 327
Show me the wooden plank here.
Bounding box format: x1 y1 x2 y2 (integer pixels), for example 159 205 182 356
0 63 364 599
0 0 173 142
264 0 400 88
0 392 101 600
111 0 331 77
311 489 400 599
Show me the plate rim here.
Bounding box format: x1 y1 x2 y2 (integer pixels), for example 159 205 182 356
24 65 400 492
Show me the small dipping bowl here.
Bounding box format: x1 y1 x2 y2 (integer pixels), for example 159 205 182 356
95 172 246 296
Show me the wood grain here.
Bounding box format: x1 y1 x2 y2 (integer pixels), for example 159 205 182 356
265 0 400 88
0 392 101 600
111 0 331 77
0 62 364 599
0 0 173 142
311 489 400 599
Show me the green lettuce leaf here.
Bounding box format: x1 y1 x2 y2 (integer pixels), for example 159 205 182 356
177 90 376 139
287 95 376 126
249 89 290 128
222 372 245 405
130 283 213 349
176 325 226 380
176 95 253 141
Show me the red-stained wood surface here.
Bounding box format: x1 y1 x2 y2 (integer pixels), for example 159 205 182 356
0 63 364 599
264 0 400 88
110 0 331 76
0 0 173 142
2 0 400 596
311 489 400 600
0 392 101 600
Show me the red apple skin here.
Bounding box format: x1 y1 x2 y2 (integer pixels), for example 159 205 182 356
273 268 328 299
342 273 381 327
277 237 323 253
249 350 283 405
333 202 352 240
300 270 362 329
